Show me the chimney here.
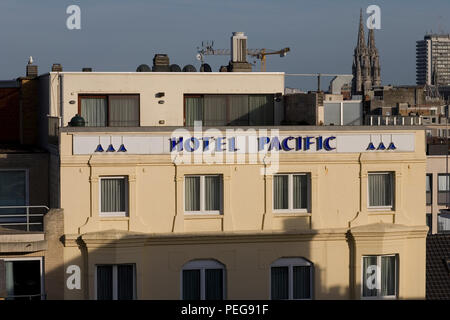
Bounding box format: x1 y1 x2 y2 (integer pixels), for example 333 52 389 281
52 64 63 72
229 32 252 72
152 54 170 72
26 56 38 78
82 68 92 72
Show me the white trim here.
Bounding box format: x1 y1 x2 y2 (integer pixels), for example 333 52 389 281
361 254 398 300
95 264 136 300
181 259 226 300
184 175 223 215
3 257 45 300
98 176 129 217
270 257 313 300
367 172 395 210
273 173 310 213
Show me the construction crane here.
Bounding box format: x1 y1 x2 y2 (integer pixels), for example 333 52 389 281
286 73 353 92
196 41 290 72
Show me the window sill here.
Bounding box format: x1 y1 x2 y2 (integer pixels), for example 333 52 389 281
273 211 311 217
99 215 129 220
184 213 223 219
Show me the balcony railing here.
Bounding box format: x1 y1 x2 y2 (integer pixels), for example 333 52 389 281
0 206 50 232
2 293 46 300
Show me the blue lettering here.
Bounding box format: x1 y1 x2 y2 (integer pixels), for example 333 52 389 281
258 137 270 151
203 137 210 151
215 137 226 152
228 137 239 152
184 137 200 152
304 136 314 151
268 137 281 151
295 137 302 150
282 137 294 151
324 136 336 151
170 137 183 152
316 136 323 151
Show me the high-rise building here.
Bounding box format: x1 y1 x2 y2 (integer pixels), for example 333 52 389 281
416 34 450 86
352 10 381 96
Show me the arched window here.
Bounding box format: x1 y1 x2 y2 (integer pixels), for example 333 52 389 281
270 257 313 300
181 259 225 300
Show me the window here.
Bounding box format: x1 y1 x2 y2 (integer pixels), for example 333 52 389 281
100 177 128 217
362 255 397 299
2 258 44 300
438 174 450 205
181 260 225 300
79 95 139 127
368 172 394 209
426 213 432 234
273 174 309 212
184 94 275 126
426 174 432 205
438 213 450 233
270 258 313 300
185 175 222 214
0 170 28 227
96 264 136 300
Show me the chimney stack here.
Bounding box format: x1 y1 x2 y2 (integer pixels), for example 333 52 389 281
82 68 92 72
52 64 63 72
26 56 38 78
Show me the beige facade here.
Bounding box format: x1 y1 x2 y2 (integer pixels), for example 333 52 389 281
36 72 428 300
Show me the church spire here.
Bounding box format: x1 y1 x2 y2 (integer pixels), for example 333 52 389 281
368 29 376 53
357 8 366 51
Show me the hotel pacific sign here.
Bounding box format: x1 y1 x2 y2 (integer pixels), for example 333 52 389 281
72 133 415 155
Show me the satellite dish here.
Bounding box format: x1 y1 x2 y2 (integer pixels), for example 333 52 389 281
183 65 197 72
170 64 181 72
200 63 212 72
136 64 151 72
196 53 202 61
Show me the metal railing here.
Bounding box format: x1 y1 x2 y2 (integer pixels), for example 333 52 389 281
1 293 46 300
0 205 50 232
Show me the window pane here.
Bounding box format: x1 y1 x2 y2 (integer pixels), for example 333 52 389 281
274 175 289 210
97 266 113 300
228 95 249 125
381 256 396 296
271 266 289 299
185 97 203 126
185 177 200 211
0 171 26 219
81 97 107 127
426 175 431 192
109 96 139 127
249 95 274 125
204 95 227 126
117 265 134 300
182 270 201 300
205 269 223 300
438 214 450 232
101 178 126 213
362 256 378 297
293 175 307 209
293 266 311 299
205 176 220 211
369 174 392 207
438 175 449 191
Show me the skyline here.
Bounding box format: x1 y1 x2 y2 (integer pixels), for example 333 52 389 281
1 0 450 90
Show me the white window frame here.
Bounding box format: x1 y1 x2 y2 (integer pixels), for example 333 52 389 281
367 172 394 210
181 259 226 300
2 257 45 300
273 173 310 213
0 169 29 206
99 176 128 217
270 257 313 300
184 175 223 215
361 254 398 300
94 264 136 300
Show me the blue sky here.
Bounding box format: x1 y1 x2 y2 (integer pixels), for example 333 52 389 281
1 0 449 90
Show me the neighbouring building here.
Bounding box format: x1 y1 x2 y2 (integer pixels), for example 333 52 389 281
33 69 428 300
417 34 450 86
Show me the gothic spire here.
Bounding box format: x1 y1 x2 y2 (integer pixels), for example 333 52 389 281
357 8 366 51
368 29 377 53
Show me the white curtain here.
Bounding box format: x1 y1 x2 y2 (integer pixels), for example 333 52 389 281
426 175 431 192
109 96 139 127
185 97 203 126
293 266 311 299
81 97 107 127
205 176 220 211
249 95 274 125
185 177 200 211
369 174 392 207
228 95 249 125
101 179 125 213
5 261 14 298
274 175 288 209
381 256 396 296
293 175 307 209
362 256 378 297
438 175 449 191
438 214 450 232
204 95 227 126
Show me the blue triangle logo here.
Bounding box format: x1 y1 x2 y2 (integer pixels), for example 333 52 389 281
387 142 396 150
366 142 376 150
95 144 104 152
377 142 386 150
118 144 127 152
106 144 116 152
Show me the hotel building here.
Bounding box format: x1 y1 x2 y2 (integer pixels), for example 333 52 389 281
29 69 428 300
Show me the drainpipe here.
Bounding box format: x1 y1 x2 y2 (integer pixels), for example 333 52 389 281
59 73 64 127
